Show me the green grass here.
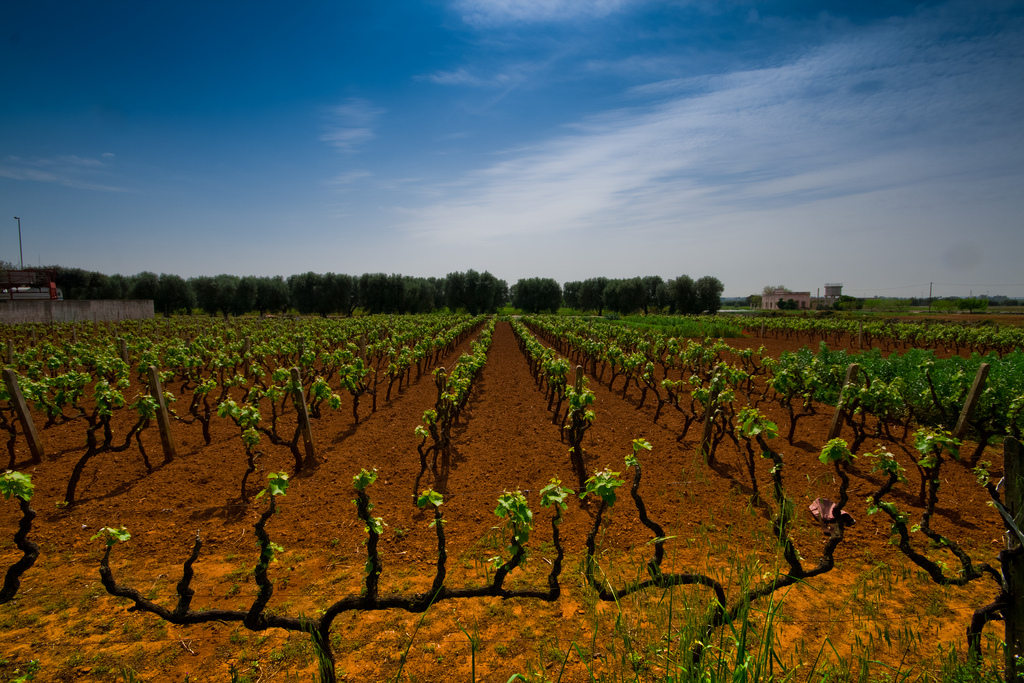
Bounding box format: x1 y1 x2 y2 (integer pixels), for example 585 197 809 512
585 313 745 338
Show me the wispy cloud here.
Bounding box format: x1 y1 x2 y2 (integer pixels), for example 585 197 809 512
327 170 373 187
426 67 527 88
402 6 1024 247
0 154 125 191
423 62 541 94
455 0 632 26
321 98 384 153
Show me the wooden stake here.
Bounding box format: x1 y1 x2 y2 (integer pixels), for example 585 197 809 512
857 321 863 350
1005 436 1024 679
290 368 317 470
120 338 129 365
148 365 176 464
2 368 44 463
575 365 583 393
953 363 990 441
6 339 12 366
827 363 860 441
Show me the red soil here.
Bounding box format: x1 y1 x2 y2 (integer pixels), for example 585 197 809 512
0 320 1008 682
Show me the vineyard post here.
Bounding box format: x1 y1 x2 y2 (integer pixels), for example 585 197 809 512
297 336 305 360
243 336 251 357
759 321 765 338
119 338 129 365
827 363 860 441
148 365 177 463
360 334 367 361
857 321 863 350
952 363 990 441
6 339 12 365
575 365 583 393
1 369 43 463
30 328 35 346
1005 436 1024 679
71 324 77 343
290 367 317 470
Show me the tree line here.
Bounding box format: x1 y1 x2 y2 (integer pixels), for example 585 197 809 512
50 267 724 317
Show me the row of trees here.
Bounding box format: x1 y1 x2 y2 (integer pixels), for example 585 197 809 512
563 276 725 316
50 267 725 318
54 269 508 318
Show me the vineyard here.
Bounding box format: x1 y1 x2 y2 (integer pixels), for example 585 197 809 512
0 314 1022 682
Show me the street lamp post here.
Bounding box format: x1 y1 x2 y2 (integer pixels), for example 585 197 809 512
13 217 22 269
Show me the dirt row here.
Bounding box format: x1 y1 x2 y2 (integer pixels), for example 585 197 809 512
0 320 1009 682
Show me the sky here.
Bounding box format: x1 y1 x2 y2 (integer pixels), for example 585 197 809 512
1 0 1023 299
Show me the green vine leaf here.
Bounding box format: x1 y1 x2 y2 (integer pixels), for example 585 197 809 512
0 470 33 501
255 471 290 500
91 526 131 547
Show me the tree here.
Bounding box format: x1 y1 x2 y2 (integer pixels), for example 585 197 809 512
640 275 665 314
128 272 159 300
835 295 862 311
667 275 697 314
563 281 582 310
54 267 90 300
511 278 562 313
155 274 195 316
956 297 989 313
288 272 321 315
402 276 434 314
255 276 291 315
357 273 406 314
190 275 238 317
695 275 724 314
578 277 608 315
100 274 130 300
763 285 790 297
473 271 507 313
443 271 466 312
777 298 799 310
325 274 356 316
230 276 259 316
604 278 645 315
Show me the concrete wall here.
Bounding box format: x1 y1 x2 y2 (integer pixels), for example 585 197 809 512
762 290 812 310
0 300 154 324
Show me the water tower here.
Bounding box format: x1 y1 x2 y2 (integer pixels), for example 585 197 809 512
824 283 843 307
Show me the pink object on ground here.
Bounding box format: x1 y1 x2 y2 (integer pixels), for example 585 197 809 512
808 497 855 531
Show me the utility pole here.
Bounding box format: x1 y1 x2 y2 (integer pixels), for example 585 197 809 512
13 217 23 269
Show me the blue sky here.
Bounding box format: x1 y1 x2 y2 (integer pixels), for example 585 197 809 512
2 0 1022 298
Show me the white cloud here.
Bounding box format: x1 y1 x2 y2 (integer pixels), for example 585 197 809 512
455 0 633 26
328 170 373 187
428 68 489 86
0 154 124 191
423 63 536 94
321 98 385 153
400 6 1024 254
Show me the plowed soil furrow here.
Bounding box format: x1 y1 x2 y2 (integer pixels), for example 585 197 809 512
0 318 1011 683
